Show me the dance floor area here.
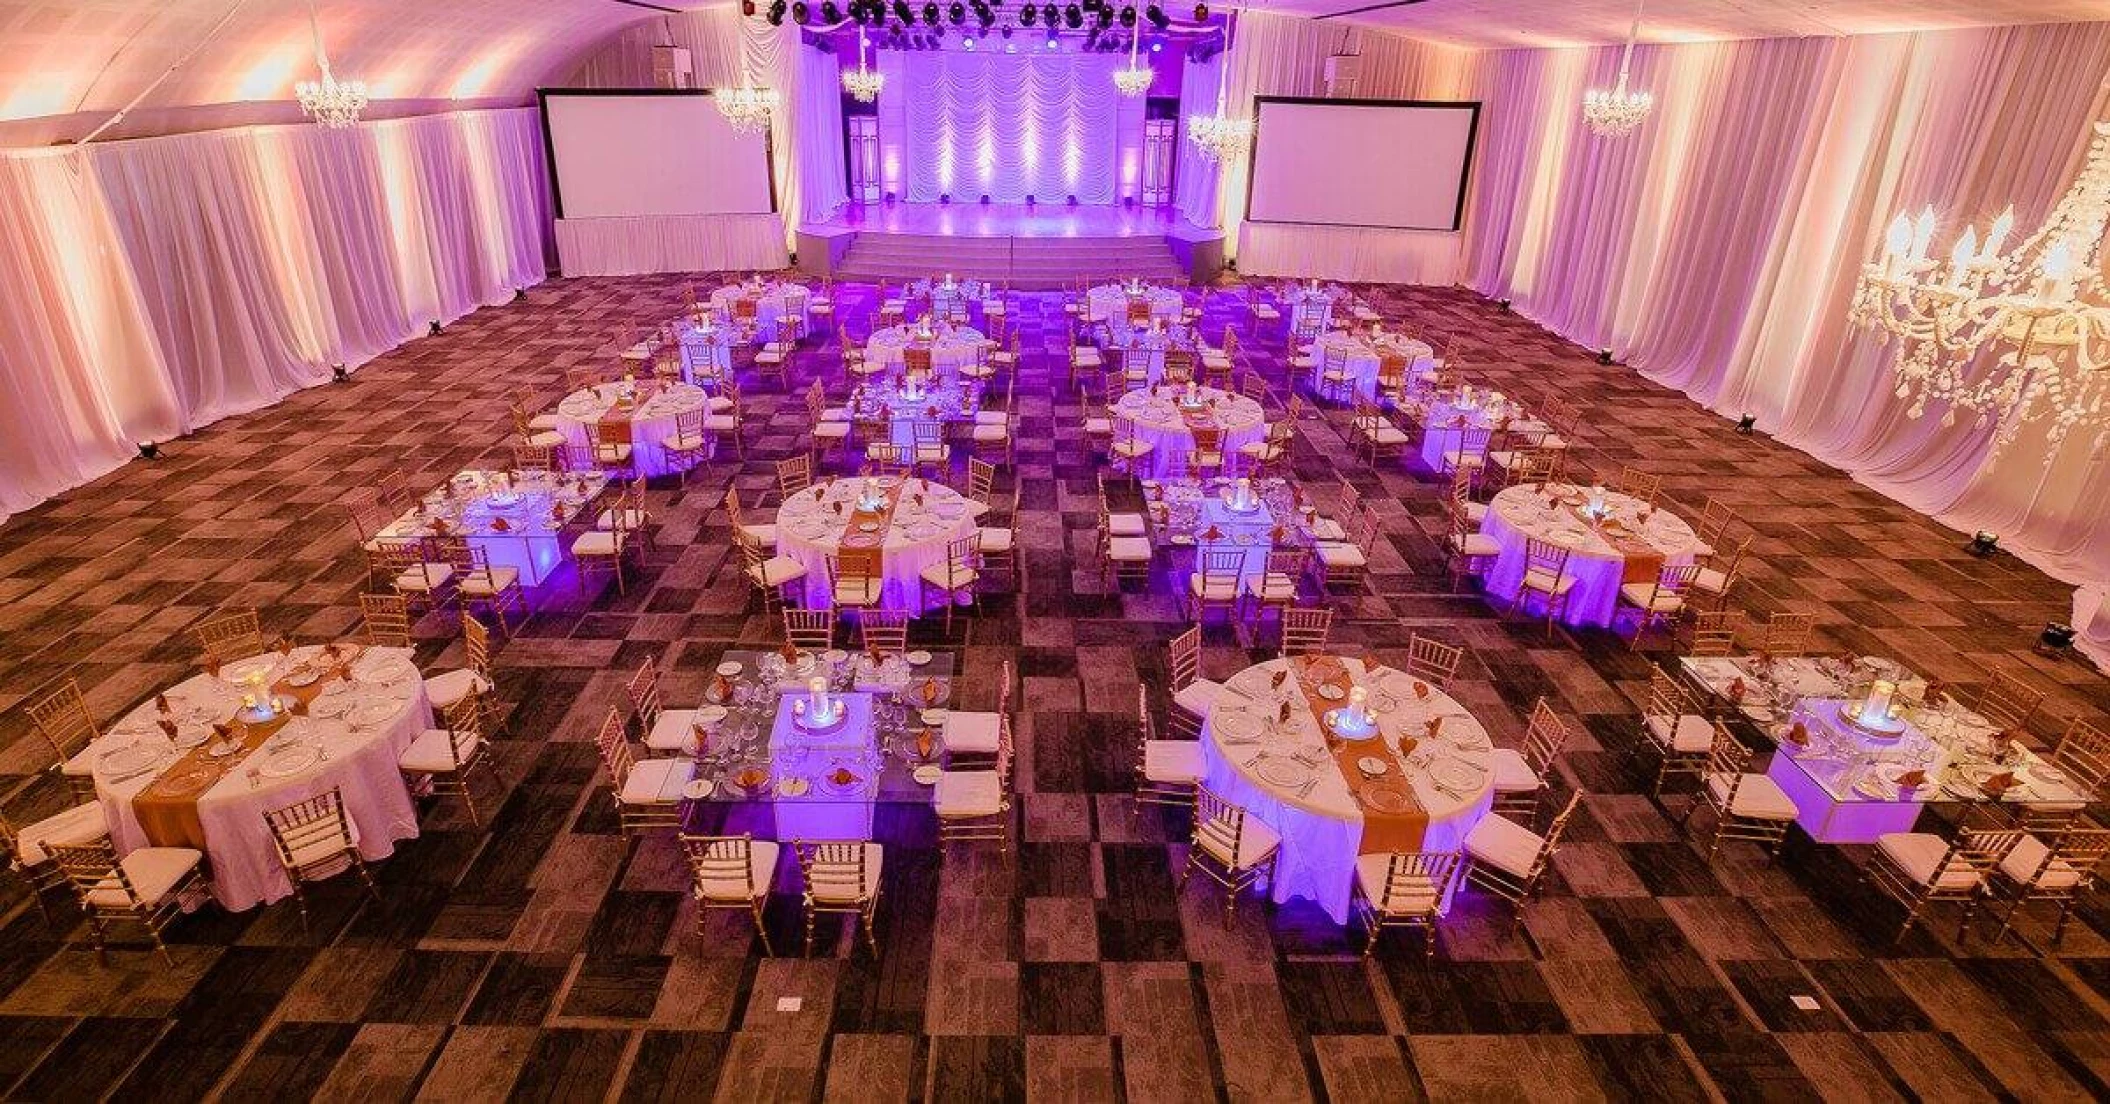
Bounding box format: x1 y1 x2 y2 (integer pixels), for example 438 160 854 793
1 277 2107 1101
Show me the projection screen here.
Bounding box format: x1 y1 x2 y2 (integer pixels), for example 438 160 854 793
539 90 775 219
1245 98 1479 231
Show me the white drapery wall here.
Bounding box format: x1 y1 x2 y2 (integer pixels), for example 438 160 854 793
1174 53 1225 228
896 51 1134 205
0 108 552 520
1459 23 2110 590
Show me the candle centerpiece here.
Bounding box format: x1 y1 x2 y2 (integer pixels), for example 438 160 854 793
799 674 847 732
1843 677 1911 736
1225 476 1261 513
238 674 279 723
1581 484 1612 523
856 476 886 512
1326 684 1380 740
1178 379 1205 410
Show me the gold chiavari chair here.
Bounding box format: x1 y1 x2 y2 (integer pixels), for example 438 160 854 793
1464 789 1584 928
1181 785 1282 919
399 691 494 826
1186 548 1245 625
935 706 1014 849
920 534 981 634
1354 849 1462 960
1374 353 1409 404
662 407 707 485
0 796 109 926
863 441 910 479
1866 824 2014 944
1692 497 1735 556
1241 548 1307 638
1314 502 1378 594
1279 607 1334 657
571 496 632 595
1438 424 1493 485
783 607 837 652
1969 670 2045 731
753 317 797 389
1690 532 1750 611
1185 424 1227 481
439 538 524 636
2041 720 2110 805
1617 561 1702 650
1510 537 1577 639
1686 609 1743 658
807 385 853 466
739 529 807 613
1987 826 2110 950
682 833 778 954
591 420 636 479
1315 343 1355 403
1132 684 1201 812
827 546 886 613
1239 420 1294 479
1238 370 1274 412
1640 667 1713 797
939 658 1013 766
263 786 380 931
910 419 950 478
777 455 814 500
1491 697 1569 822
360 593 412 648
1445 496 1500 594
1404 634 1465 690
424 614 497 727
26 680 101 798
50 838 206 965
704 380 746 461
1109 415 1156 475
625 655 700 755
1100 500 1153 587
192 609 264 666
1350 397 1409 465
1166 624 1222 740
592 706 692 839
1614 466 1662 507
1690 722 1798 861
795 839 884 956
513 403 567 450
857 608 909 657
1760 611 1815 654
513 443 560 473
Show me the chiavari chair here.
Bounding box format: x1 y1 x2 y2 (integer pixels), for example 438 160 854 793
1986 826 2110 951
0 795 109 926
1640 667 1713 796
1686 609 1743 658
1279 607 1335 657
936 702 1014 849
513 442 560 473
1350 397 1409 465
398 688 496 825
807 384 852 465
1403 634 1465 690
1510 537 1577 639
1314 502 1378 593
783 607 838 652
1690 532 1750 610
826 546 886 612
571 496 632 595
739 528 807 613
1186 424 1227 480
920 534 982 633
1239 420 1294 478
1241 548 1307 637
373 536 455 614
1186 547 1245 625
1132 684 1201 811
1445 495 1500 593
662 407 707 485
857 608 910 657
1760 611 1815 654
626 655 700 755
591 419 636 479
682 833 778 954
705 381 746 460
192 609 265 665
1181 785 1282 920
592 707 692 839
359 592 411 648
424 614 497 726
263 786 380 931
909 419 950 478
1464 789 1584 928
26 680 102 798
1354 849 1461 960
1100 499 1153 586
439 538 525 636
725 484 778 551
976 484 1022 594
796 839 884 956
1166 624 1223 740
939 659 1013 766
1613 466 1661 507
776 454 814 499
1617 561 1701 650
1692 497 1736 556
50 837 206 965
1690 721 1797 861
1968 670 2045 731
863 442 910 479
513 402 567 450
1866 823 2014 944
1315 343 1354 403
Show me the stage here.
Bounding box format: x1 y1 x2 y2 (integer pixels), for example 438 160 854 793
798 202 1225 288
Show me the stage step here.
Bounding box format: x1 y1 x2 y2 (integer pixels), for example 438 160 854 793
834 232 1189 289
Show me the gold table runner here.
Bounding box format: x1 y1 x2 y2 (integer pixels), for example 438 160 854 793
1291 655 1429 854
833 479 907 550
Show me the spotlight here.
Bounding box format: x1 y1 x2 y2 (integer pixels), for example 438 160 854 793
1735 413 1756 434
1150 39 1161 51
429 320 443 336
1969 531 2000 557
950 1 965 21
137 441 160 460
940 192 951 203
1497 297 1512 312
1119 5 1136 26
2039 622 2078 657
1194 1 1207 18
894 0 913 22
1045 34 1058 48
1042 3 1058 24
332 363 350 383
1005 39 1016 51
980 193 991 203
963 33 975 46
1066 194 1078 205
1596 347 1613 365
821 1 840 19
792 1 809 22
1020 4 1035 23
1145 3 1167 27
1026 194 1036 205
1065 4 1082 27
923 2 939 22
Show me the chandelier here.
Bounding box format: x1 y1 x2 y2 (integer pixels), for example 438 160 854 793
1186 82 1252 163
295 0 368 128
1581 0 1652 138
841 27 884 103
1849 118 2110 464
1113 21 1152 97
715 83 777 136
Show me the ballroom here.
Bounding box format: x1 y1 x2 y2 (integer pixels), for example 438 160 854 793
3 0 2110 1098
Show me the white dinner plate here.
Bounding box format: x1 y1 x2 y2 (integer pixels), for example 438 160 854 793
912 765 942 786
260 745 321 778
823 649 849 665
1430 760 1485 791
1316 684 1346 702
348 700 397 729
684 779 715 800
716 661 744 677
906 650 933 666
1214 712 1262 741
920 709 948 725
99 742 162 777
1253 757 1312 790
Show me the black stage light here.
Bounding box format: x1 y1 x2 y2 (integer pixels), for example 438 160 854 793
792 2 810 23
1194 2 1207 19
1145 4 1167 28
1596 347 1614 364
821 2 841 21
950 2 965 22
894 0 913 23
2039 622 2077 657
1735 413 1756 433
1020 4 1036 23
137 440 160 460
332 363 350 382
923 2 940 23
940 192 951 203
1042 3 1058 25
980 193 991 203
1065 4 1082 27
1119 6 1136 27
1969 531 2000 557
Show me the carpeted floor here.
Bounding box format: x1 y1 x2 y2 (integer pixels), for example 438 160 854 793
0 274 2106 1101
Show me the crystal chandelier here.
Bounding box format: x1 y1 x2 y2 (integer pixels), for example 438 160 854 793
1849 118 2110 464
1581 0 1652 138
1113 21 1152 97
295 0 368 128
841 27 884 103
715 53 777 137
1186 81 1252 163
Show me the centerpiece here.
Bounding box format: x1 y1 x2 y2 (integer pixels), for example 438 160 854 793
1177 380 1206 411
1224 477 1262 514
793 674 848 733
1842 678 1911 737
855 477 887 512
1580 485 1613 523
1326 684 1380 740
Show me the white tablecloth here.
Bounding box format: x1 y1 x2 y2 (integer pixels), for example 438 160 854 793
1415 396 1538 473
865 325 988 376
374 470 609 586
1111 387 1267 479
554 381 708 478
1200 657 1496 922
1478 485 1702 628
1309 332 1435 402
2077 586 2110 674
678 323 736 381
1282 286 1339 336
92 646 431 911
774 477 980 612
1086 283 1184 325
711 282 809 336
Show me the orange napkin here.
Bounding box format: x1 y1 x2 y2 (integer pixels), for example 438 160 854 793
155 693 171 714
1278 700 1294 724
1424 716 1444 738
1784 722 1809 746
1203 524 1223 541
1412 680 1429 700
157 718 178 739
1895 769 1927 788
921 678 941 705
1982 771 2019 796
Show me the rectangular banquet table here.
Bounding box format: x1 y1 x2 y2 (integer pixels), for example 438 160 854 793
375 470 609 586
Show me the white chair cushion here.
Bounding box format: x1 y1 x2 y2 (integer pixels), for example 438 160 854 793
1877 832 1982 890
1315 542 1367 568
663 433 706 452
832 576 884 606
1112 440 1155 459
703 414 739 431
741 523 778 547
1311 518 1346 542
1461 502 1488 525
14 802 109 866
458 567 520 597
1521 567 1576 595
1618 582 1685 613
424 668 493 709
1083 417 1114 435
806 843 884 903
1143 740 1203 785
1464 814 1546 879
942 710 1002 754
935 769 1005 817
596 508 648 532
283 816 360 869
524 430 566 449
975 410 1008 425
1692 568 1729 594
1072 350 1103 367
528 413 564 431
1107 513 1147 537
1354 854 1443 914
395 564 454 592
1107 536 1153 562
692 839 780 901
1441 450 1485 469
707 396 737 412
86 847 202 909
978 527 1014 553
1173 679 1224 717
1706 772 1800 822
1645 712 1714 754
572 531 625 556
814 422 852 440
1243 573 1298 601
1197 812 1281 871
1489 747 1542 793
820 407 851 422
1369 425 1410 445
621 756 696 805
972 424 1009 443
595 443 635 461
750 555 808 588
1189 574 1240 601
645 708 701 752
1998 835 2084 890
1450 533 1502 558
399 728 486 773
920 563 979 590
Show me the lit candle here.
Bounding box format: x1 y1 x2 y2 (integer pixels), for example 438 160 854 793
1348 685 1369 724
2041 239 2077 301
1909 206 1937 262
809 675 832 721
1982 206 2014 260
1588 484 1607 517
1862 678 1897 723
1947 227 1978 289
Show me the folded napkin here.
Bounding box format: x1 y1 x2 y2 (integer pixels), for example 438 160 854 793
1894 769 1927 789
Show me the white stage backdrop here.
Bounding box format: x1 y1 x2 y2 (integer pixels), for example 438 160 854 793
894 50 1139 205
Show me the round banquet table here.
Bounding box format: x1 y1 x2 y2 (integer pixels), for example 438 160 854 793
1479 484 1703 628
1111 386 1267 478
710 281 809 335
1414 391 1538 472
1200 655 1496 923
1101 328 1200 385
865 324 988 376
912 277 993 316
1283 285 1339 336
553 381 708 478
774 477 981 612
91 645 432 911
1309 331 1435 402
1086 283 1184 325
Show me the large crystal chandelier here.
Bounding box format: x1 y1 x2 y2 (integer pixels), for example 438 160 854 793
1113 21 1152 97
1849 119 2110 464
1580 0 1652 138
1186 80 1252 163
295 0 368 128
841 27 884 103
715 54 778 136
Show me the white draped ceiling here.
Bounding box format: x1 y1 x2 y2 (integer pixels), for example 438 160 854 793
894 50 1138 205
